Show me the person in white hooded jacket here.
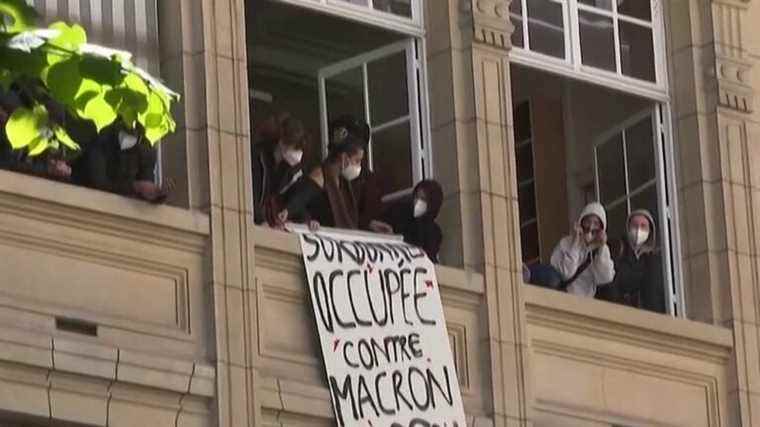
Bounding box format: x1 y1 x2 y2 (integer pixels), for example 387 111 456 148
550 202 616 297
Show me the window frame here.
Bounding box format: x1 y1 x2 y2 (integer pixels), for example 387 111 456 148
272 0 424 37
317 38 433 201
592 106 685 316
510 0 668 101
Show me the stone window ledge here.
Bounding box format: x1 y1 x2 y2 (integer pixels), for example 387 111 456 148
252 225 485 295
0 170 209 240
524 285 733 359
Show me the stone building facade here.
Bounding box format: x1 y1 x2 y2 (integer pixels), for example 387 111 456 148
0 0 758 426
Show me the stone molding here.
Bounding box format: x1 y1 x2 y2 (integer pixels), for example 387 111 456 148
466 0 513 50
712 0 756 113
0 326 216 397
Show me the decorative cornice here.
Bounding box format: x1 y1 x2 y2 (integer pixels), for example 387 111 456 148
467 0 513 50
712 0 755 113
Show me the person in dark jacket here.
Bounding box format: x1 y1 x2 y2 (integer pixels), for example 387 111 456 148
251 115 306 225
383 180 443 263
597 209 666 313
0 84 74 181
72 121 170 202
329 115 393 234
277 134 366 229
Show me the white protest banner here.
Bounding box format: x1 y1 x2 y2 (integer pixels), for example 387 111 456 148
297 227 466 427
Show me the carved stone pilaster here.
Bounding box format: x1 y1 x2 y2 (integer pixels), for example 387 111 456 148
712 0 755 113
465 0 513 50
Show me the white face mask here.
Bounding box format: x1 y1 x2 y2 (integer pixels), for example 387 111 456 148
341 163 361 181
282 148 303 166
628 228 650 247
118 130 138 151
413 199 427 218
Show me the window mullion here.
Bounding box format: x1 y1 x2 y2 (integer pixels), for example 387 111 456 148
362 63 373 170
612 0 622 75
621 128 631 214
521 0 530 51
568 0 582 72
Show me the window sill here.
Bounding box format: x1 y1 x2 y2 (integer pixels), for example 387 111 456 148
0 170 209 238
252 224 484 294
523 284 733 356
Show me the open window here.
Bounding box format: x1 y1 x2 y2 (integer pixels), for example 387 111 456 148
318 39 427 198
247 0 430 201
511 65 682 316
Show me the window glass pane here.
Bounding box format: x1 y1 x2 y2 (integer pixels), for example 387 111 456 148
510 0 524 48
606 202 628 240
521 221 540 262
518 182 537 224
631 184 659 228
516 143 534 183
337 0 368 6
597 134 625 205
618 0 652 21
619 21 656 82
625 116 655 190
579 11 615 72
368 52 409 124
527 0 565 59
326 67 366 132
373 0 412 18
514 101 532 141
579 0 612 11
371 122 413 193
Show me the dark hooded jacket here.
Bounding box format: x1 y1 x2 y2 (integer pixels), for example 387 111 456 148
71 122 157 196
383 180 443 263
597 209 666 313
251 139 303 225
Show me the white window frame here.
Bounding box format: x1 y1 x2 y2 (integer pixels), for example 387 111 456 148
510 0 668 101
592 107 685 317
317 38 433 200
272 0 424 37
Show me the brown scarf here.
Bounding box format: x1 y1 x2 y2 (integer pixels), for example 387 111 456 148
323 163 358 229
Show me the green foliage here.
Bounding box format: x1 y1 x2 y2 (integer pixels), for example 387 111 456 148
0 0 38 32
5 103 79 155
0 0 180 156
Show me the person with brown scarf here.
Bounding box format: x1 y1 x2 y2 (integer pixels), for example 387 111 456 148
276 135 366 229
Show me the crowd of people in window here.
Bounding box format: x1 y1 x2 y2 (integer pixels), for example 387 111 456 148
0 83 172 203
251 112 443 263
1 81 664 313
524 201 665 313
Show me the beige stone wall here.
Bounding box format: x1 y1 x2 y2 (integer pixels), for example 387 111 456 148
1 0 760 426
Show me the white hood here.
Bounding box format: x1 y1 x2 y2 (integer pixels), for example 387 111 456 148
578 202 607 230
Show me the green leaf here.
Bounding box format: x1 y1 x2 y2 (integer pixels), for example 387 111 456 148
83 94 117 132
26 135 48 156
79 55 123 86
0 0 39 32
53 126 80 151
44 57 82 105
5 105 47 150
47 22 87 52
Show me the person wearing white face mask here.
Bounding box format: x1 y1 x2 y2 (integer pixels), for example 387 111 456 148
546 202 616 297
276 134 366 230
597 209 666 313
382 180 444 263
251 115 307 225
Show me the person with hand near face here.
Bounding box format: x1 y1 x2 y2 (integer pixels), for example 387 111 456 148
383 180 443 263
276 134 366 230
251 115 307 225
548 202 616 297
597 210 665 313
